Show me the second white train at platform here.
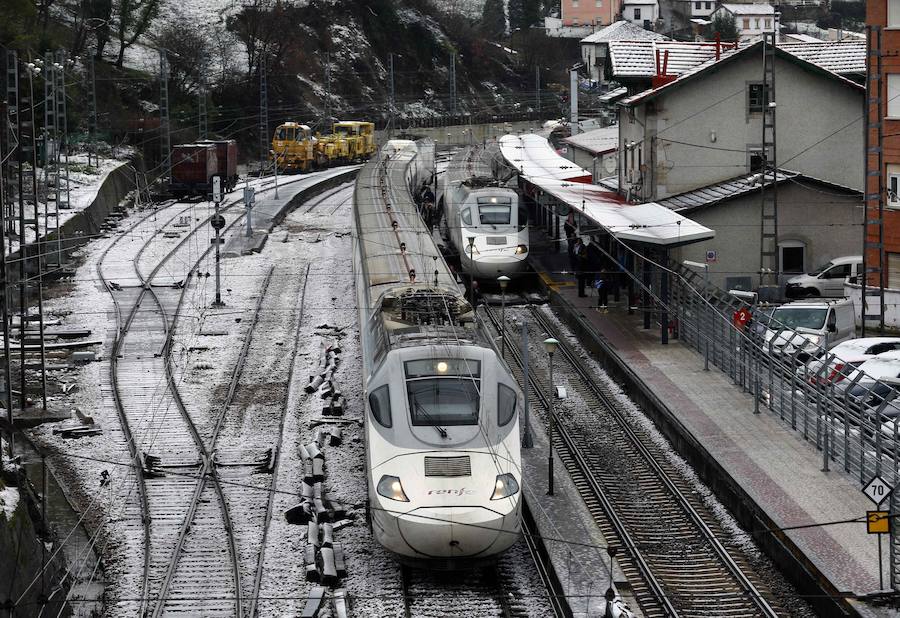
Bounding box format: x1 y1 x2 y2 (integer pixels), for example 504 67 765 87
440 146 529 279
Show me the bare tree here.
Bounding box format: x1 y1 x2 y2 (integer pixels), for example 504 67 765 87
114 0 161 67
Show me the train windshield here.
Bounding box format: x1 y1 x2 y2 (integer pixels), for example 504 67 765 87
477 198 512 225
405 359 481 426
275 127 293 141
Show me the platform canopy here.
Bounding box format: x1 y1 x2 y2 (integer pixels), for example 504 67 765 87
498 134 714 247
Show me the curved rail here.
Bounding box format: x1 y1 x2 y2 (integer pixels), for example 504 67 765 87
484 304 780 618
96 199 184 616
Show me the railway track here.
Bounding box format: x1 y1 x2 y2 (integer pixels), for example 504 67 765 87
96 173 344 616
483 303 790 618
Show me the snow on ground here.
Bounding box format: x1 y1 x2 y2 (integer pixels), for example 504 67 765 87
7 152 131 255
0 485 20 521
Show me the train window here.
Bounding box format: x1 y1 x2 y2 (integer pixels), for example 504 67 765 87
461 208 472 226
498 384 516 426
369 385 392 428
405 359 480 378
407 379 480 426
479 204 511 225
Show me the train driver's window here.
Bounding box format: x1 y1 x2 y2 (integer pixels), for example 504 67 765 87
517 204 528 231
498 384 516 426
461 208 472 226
478 203 511 225
276 128 287 140
369 385 392 428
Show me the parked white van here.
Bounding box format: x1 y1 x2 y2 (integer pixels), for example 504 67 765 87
763 298 856 361
784 255 862 299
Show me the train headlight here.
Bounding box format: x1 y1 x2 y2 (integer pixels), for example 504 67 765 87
490 473 520 500
515 244 528 255
377 475 409 502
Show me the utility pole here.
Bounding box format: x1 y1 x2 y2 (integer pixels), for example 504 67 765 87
569 68 579 135
26 59 47 412
5 52 18 239
198 65 207 140
159 49 171 186
535 64 541 116
0 50 12 459
450 53 457 116
54 50 69 268
87 56 98 168
42 53 55 250
388 53 395 135
758 32 779 301
259 56 268 172
325 52 331 124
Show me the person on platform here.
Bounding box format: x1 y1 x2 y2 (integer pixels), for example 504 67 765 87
574 238 588 297
564 210 576 257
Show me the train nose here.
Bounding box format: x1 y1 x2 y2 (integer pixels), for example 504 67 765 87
397 507 509 558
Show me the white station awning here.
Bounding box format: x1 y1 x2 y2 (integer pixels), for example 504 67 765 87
499 134 714 247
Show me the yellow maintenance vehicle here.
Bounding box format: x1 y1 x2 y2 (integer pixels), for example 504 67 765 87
270 122 315 172
315 121 377 166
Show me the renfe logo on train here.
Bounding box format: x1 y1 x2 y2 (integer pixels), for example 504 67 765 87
428 488 476 496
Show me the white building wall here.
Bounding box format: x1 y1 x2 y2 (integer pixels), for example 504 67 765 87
617 51 863 201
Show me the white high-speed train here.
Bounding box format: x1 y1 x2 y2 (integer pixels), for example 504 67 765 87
440 145 529 278
352 139 523 568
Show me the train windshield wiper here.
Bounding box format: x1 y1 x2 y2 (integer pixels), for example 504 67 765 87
414 401 448 438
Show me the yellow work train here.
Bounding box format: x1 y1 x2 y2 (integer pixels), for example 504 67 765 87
270 120 377 172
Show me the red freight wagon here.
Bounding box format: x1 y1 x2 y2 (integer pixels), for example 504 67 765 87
171 144 218 197
198 139 239 191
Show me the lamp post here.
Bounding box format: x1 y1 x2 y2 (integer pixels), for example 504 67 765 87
467 236 476 302
544 337 559 495
498 275 510 357
684 259 710 371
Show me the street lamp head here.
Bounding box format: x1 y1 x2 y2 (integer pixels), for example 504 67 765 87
543 338 559 356
497 275 510 291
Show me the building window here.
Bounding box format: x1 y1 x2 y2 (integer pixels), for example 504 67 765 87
747 146 772 172
572 0 579 6
780 242 805 274
742 17 750 29
890 0 900 26
705 1 711 8
764 18 771 28
695 1 701 7
596 0 602 6
888 164 900 208
634 7 641 19
889 74 900 117
748 83 769 113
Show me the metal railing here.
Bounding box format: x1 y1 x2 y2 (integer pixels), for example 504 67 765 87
662 259 900 590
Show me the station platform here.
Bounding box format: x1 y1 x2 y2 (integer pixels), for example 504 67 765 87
527 243 894 617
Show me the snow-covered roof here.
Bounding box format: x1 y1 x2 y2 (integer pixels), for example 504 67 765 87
655 169 861 212
581 20 669 44
656 170 796 212
619 39 864 106
498 134 714 246
778 40 865 75
499 134 593 183
598 87 629 103
719 2 775 15
563 126 619 155
608 40 735 78
783 33 824 43
622 0 658 5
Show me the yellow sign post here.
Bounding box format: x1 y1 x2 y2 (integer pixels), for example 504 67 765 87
867 511 890 534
